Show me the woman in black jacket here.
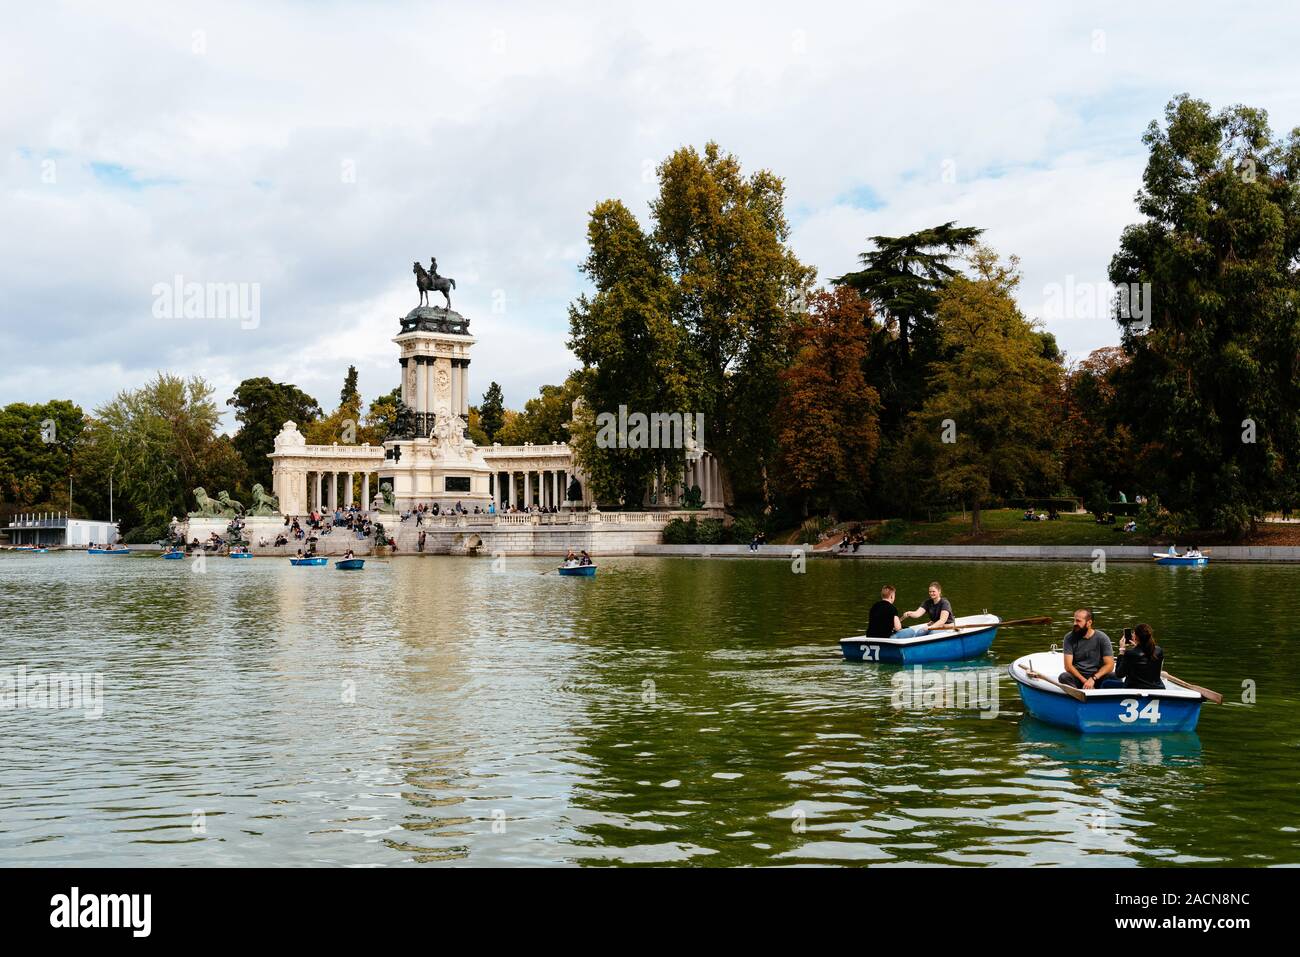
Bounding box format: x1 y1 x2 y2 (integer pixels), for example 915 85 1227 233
1115 623 1165 689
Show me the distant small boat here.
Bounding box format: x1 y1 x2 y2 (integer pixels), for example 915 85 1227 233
162 551 185 560
557 563 597 577
88 547 131 555
229 552 253 559
290 557 328 566
14 546 48 553
1010 651 1204 733
842 613 1001 663
335 558 365 570
1153 552 1207 566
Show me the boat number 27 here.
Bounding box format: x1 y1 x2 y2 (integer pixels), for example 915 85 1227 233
1118 698 1161 723
859 645 880 661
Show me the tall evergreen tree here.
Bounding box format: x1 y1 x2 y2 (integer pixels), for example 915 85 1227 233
479 381 505 442
1109 94 1300 537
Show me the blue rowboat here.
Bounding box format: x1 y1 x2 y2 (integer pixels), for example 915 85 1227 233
335 558 365 570
290 557 328 566
1009 651 1203 733
557 563 597 577
229 552 253 559
14 546 48 553
1153 552 1208 566
841 614 1000 664
88 548 131 555
162 551 185 560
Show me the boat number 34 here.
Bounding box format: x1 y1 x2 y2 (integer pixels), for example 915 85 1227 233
1118 698 1161 723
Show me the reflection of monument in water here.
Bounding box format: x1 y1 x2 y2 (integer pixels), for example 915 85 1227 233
259 257 725 555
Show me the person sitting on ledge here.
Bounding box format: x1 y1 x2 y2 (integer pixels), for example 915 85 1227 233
1058 608 1122 690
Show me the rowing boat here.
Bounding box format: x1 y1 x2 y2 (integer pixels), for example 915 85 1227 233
289 557 328 566
87 547 131 555
841 613 1001 663
557 563 597 577
229 552 253 559
335 558 365 570
1153 553 1208 566
162 551 185 560
1009 651 1203 733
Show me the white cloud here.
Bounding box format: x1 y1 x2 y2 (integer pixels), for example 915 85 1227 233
2 0 1297 424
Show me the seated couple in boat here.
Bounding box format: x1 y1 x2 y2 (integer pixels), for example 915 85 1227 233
563 549 594 567
1059 609 1164 690
865 581 955 639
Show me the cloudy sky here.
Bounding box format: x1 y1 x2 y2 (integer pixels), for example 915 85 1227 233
2 1 1295 429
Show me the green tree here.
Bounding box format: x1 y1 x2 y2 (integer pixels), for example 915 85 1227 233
340 365 360 408
360 387 400 445
651 143 814 504
835 221 983 365
1109 94 1300 537
86 374 245 540
568 143 811 507
568 199 690 505
228 378 321 488
895 248 1062 533
479 381 505 442
496 379 580 446
0 400 85 515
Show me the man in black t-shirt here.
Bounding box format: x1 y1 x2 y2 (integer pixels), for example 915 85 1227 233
866 585 903 638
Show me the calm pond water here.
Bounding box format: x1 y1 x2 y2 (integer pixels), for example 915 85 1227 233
1 551 1297 867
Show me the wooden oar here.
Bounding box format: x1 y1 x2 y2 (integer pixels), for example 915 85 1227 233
1161 671 1223 704
928 615 1053 633
1020 662 1088 702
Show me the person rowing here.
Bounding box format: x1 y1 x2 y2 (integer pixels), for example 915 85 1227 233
894 581 954 638
1059 607 1120 689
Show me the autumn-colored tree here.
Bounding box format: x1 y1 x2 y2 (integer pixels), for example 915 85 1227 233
773 287 881 515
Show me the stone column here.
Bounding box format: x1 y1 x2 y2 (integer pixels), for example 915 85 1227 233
524 471 532 508
508 472 516 508
415 359 428 415
362 473 370 512
461 359 471 418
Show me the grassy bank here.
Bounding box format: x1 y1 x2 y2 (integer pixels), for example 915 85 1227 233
850 509 1157 546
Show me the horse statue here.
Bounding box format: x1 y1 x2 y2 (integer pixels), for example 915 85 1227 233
248 483 280 516
414 259 456 309
218 490 244 515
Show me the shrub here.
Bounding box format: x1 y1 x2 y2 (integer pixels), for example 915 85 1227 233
1136 495 1193 539
797 515 833 545
123 522 168 545
1213 502 1252 541
663 516 697 544
696 518 726 544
